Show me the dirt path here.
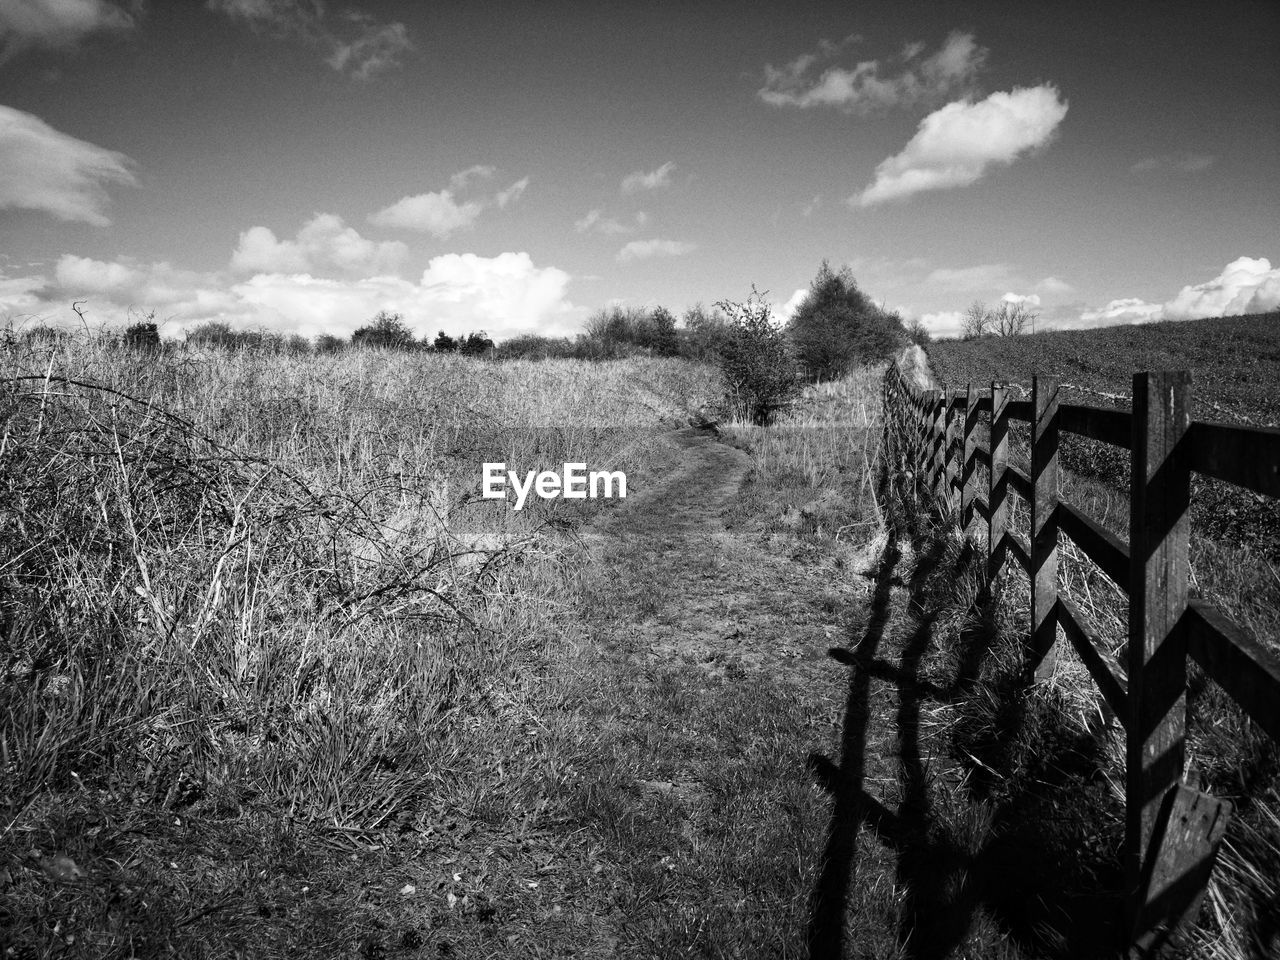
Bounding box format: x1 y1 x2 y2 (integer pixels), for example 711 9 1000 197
547 427 911 956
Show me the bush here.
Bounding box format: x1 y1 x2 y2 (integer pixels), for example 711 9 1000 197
716 288 802 425
316 334 346 354
433 330 458 352
787 261 906 379
352 311 415 350
458 331 495 357
678 303 732 361
186 322 265 350
493 335 578 360
123 320 160 351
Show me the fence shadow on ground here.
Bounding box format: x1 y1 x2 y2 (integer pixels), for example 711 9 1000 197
806 503 1126 960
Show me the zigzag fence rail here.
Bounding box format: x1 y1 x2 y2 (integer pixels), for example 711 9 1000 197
882 361 1280 956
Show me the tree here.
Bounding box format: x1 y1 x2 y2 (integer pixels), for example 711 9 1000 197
715 288 802 425
644 306 680 356
991 300 1038 337
459 330 495 356
961 300 993 341
905 315 932 346
433 330 458 352
787 261 905 380
678 303 731 361
352 311 414 349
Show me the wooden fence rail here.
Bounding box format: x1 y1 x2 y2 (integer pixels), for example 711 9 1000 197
881 361 1280 956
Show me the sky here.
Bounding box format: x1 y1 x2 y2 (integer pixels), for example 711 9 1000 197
1 0 1278 342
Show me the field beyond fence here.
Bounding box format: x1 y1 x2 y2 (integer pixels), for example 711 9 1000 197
883 354 1280 956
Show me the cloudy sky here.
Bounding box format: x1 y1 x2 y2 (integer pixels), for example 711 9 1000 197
1 0 1277 341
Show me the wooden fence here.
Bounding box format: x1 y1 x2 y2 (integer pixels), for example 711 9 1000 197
882 361 1280 956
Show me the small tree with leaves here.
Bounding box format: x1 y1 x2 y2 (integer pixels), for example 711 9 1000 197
715 288 802 426
787 261 905 380
352 311 414 349
433 330 458 352
459 331 495 356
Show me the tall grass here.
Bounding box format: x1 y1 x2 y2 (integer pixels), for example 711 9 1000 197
0 334 717 920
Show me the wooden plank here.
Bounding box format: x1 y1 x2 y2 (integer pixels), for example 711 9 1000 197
1132 785 1231 953
1060 403 1132 449
1057 596 1128 719
1186 420 1280 499
932 391 949 509
944 387 959 515
1006 529 1031 572
973 494 990 522
989 383 1010 581
1126 371 1192 936
1184 599 1280 743
1031 377 1060 680
962 383 978 535
973 443 991 467
1059 501 1130 588
1007 463 1031 500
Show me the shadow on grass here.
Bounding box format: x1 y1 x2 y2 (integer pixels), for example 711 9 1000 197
807 523 1125 960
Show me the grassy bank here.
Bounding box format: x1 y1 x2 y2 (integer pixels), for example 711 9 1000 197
0 335 716 955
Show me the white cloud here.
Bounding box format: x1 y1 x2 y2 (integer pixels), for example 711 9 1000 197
1130 153 1215 174
854 85 1068 206
325 18 411 81
1163 256 1280 319
207 0 412 79
925 262 1013 290
1036 276 1073 295
574 208 645 235
495 176 529 209
0 104 136 225
1000 292 1040 307
0 0 136 61
369 190 483 238
9 249 582 342
449 164 496 190
759 31 986 114
1077 297 1163 326
230 213 408 276
917 310 966 339
801 195 820 217
616 238 697 263
1075 257 1280 329
779 287 808 320
621 161 676 194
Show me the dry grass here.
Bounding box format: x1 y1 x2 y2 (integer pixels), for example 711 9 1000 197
0 331 718 956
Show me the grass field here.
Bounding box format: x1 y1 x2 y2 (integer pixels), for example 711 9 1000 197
0 334 719 955
2 322 1276 958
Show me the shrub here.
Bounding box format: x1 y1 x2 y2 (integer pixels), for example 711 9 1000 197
459 331 495 357
123 320 161 351
493 335 577 360
787 261 905 379
715 288 802 425
352 311 415 350
433 330 458 352
186 322 265 350
316 334 347 353
678 302 732 361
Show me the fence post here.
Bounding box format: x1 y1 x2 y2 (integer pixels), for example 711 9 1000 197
1030 377 1060 679
1126 370 1196 948
931 391 947 509
988 382 1009 580
962 384 977 537
944 392 959 515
